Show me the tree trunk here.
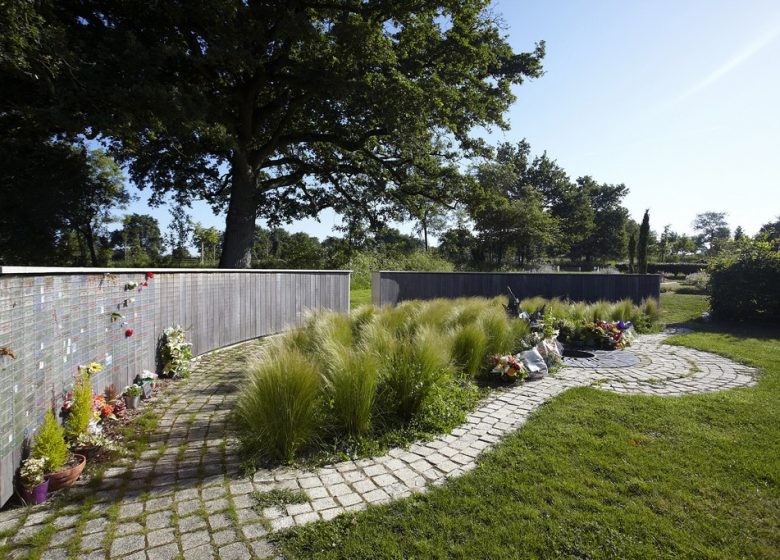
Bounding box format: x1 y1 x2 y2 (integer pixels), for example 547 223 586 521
83 227 98 266
219 156 257 268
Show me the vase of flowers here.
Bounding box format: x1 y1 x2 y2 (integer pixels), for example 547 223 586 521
18 457 49 504
124 384 143 409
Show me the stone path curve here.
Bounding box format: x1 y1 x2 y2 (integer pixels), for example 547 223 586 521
0 329 758 560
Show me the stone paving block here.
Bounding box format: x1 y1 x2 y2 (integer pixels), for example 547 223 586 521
352 479 377 494
146 495 174 512
177 499 201 516
236 507 262 523
204 497 230 513
40 547 68 560
219 541 252 560
208 512 232 531
294 511 321 525
213 528 239 547
336 493 363 507
146 543 180 560
250 539 276 558
270 516 295 532
115 521 144 536
181 529 210 551
241 523 268 539
110 534 145 558
183 543 214 560
320 507 345 521
83 517 108 535
178 514 208 533
147 528 176 547
285 502 312 516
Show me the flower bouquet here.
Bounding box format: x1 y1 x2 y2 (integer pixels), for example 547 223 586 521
491 354 527 383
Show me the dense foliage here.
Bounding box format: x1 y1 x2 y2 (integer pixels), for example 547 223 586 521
30 409 69 473
235 296 660 463
709 241 780 322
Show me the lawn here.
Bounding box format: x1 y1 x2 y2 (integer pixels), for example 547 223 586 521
660 291 709 324
350 287 372 309
275 300 780 559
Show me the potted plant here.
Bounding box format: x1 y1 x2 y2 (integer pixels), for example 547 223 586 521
72 431 123 460
31 408 85 491
124 384 143 409
18 457 49 504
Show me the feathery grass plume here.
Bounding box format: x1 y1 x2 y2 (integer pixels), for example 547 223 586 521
479 306 515 357
32 409 69 472
235 349 321 463
65 368 94 440
350 305 376 338
383 326 451 421
509 318 531 352
640 297 660 328
359 319 397 363
545 298 568 321
416 299 453 330
610 299 637 322
570 301 590 323
519 297 547 315
311 312 353 353
451 298 491 328
589 300 613 322
284 326 312 354
451 323 489 378
372 305 410 337
321 341 379 437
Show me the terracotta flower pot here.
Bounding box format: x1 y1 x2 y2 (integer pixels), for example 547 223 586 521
19 478 49 505
47 454 86 491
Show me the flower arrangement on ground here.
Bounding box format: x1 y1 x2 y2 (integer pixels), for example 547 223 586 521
160 325 193 378
491 354 527 382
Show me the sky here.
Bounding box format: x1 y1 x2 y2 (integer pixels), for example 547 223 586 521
122 0 780 244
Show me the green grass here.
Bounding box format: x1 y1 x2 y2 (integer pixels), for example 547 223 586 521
350 288 371 309
275 311 780 559
660 292 709 324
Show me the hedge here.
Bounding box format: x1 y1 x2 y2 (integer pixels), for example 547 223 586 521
708 242 780 322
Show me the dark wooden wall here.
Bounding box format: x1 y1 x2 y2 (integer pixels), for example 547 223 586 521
372 271 661 306
0 267 350 505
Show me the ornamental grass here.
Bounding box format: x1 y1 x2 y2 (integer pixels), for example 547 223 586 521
235 295 660 463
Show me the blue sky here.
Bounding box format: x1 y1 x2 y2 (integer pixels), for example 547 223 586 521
123 0 780 243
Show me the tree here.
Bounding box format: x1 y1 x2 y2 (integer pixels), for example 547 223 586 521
192 224 222 265
755 217 780 250
733 225 745 241
166 206 193 262
573 177 629 265
627 233 636 272
637 210 650 273
692 212 730 255
111 214 164 265
31 2 545 268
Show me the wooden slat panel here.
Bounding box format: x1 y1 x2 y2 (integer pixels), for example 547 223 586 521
372 271 661 306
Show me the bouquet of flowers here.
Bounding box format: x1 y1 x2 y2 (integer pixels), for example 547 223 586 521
582 320 633 350
92 395 116 421
491 354 527 382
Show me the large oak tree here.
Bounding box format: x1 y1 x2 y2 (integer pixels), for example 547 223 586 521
32 0 544 267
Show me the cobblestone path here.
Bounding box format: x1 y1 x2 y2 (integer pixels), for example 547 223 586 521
0 330 758 559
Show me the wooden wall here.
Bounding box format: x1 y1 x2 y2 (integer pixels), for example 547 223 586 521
0 267 350 505
372 271 661 306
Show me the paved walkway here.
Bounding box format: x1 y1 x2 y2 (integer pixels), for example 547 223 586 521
0 330 758 559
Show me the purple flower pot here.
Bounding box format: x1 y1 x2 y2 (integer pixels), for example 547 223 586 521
19 478 49 505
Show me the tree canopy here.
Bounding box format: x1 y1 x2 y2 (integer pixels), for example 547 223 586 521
17 0 545 267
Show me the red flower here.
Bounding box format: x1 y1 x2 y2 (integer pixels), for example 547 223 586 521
125 328 134 337
146 272 154 279
142 281 149 287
